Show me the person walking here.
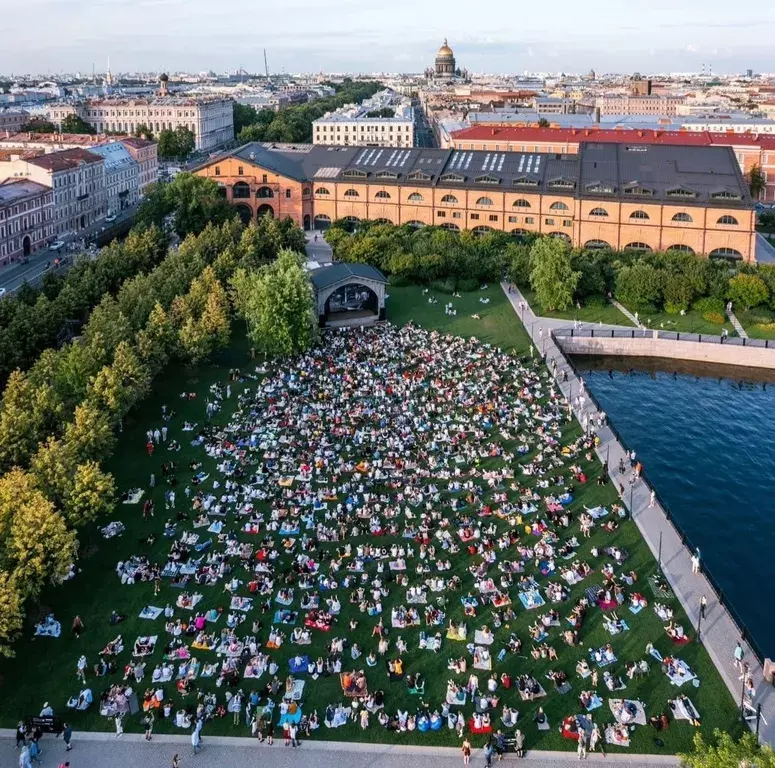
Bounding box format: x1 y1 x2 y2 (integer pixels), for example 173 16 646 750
62 721 73 752
16 721 27 749
462 737 472 765
191 726 201 755
144 710 154 740
734 641 745 671
648 490 656 508
699 595 707 620
577 730 587 759
589 724 604 756
691 551 701 575
72 615 84 638
19 747 32 768
114 713 124 737
266 720 274 745
289 722 299 747
76 654 87 683
171 754 180 768
483 739 493 768
514 729 525 758
28 739 42 765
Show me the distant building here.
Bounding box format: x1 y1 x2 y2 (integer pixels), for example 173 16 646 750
532 97 575 115
120 137 158 194
313 91 414 149
631 77 653 96
88 142 140 215
0 178 54 264
0 148 106 236
424 39 468 83
48 80 233 152
596 94 685 116
0 109 29 134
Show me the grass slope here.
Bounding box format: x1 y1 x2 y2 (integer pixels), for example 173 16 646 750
0 290 742 757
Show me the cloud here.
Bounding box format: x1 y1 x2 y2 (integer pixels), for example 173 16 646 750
686 45 699 53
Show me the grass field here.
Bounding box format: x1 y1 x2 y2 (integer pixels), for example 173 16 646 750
520 288 633 328
634 309 733 337
736 308 775 341
0 287 743 755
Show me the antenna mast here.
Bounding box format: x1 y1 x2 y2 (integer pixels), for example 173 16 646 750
264 49 269 79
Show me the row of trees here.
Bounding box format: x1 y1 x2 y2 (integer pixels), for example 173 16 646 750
508 236 775 315
0 213 308 656
233 80 383 144
324 220 514 285
0 226 168 385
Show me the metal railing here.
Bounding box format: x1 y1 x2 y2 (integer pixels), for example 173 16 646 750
553 326 774 349
550 328 767 665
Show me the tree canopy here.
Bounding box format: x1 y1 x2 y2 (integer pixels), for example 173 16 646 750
679 730 775 768
157 126 196 160
529 237 580 311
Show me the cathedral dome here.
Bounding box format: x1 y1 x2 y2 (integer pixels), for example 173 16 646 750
436 40 454 59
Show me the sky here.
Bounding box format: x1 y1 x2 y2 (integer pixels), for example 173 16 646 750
2 0 775 76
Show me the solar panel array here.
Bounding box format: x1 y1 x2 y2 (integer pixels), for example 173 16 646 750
313 167 342 179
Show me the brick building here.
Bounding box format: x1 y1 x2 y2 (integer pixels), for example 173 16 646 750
0 179 54 264
194 142 756 260
448 126 775 203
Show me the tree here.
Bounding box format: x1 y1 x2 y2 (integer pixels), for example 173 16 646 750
614 262 663 308
157 127 196 160
60 114 96 135
679 729 775 768
0 371 48 471
63 402 115 466
0 571 24 657
507 243 532 287
20 119 56 134
233 103 259 134
230 249 317 358
88 341 150 420
136 303 176 375
728 272 768 311
133 123 154 141
537 117 550 128
529 237 580 311
65 461 116 527
748 164 766 200
0 468 76 599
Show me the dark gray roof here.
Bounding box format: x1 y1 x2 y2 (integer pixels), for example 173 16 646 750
310 263 388 290
226 141 752 209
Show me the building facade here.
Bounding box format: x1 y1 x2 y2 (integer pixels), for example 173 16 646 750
0 148 106 236
313 99 414 149
88 142 140 214
194 142 755 260
596 95 686 116
0 109 29 134
448 125 775 203
0 179 54 264
120 137 158 194
49 97 233 152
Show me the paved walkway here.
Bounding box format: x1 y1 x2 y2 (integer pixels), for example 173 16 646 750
305 230 333 265
755 233 775 265
726 308 748 339
0 732 679 768
502 283 775 746
611 299 644 328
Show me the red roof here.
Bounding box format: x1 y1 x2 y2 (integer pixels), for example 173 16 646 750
450 125 775 149
26 147 103 171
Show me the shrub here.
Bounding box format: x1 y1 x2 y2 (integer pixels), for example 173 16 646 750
583 295 608 309
728 273 768 311
692 296 725 316
388 274 411 287
614 263 662 309
430 277 456 294
664 302 686 315
703 312 726 325
457 278 479 292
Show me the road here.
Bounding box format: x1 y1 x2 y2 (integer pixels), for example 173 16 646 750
0 733 678 768
0 205 138 295
755 233 775 264
305 230 333 264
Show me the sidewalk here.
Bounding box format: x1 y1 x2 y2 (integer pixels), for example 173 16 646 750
502 282 774 746
0 732 679 768
726 308 748 339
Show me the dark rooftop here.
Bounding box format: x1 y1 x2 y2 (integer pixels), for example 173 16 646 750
309 263 388 290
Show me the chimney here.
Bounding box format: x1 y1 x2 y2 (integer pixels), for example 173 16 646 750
594 107 601 123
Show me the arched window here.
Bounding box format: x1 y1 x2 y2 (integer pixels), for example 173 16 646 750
256 186 274 199
709 247 743 259
717 215 739 225
630 210 650 220
375 190 391 199
315 187 330 196
472 225 494 235
589 208 609 217
342 216 360 231
672 212 692 222
623 242 652 251
373 217 393 225
584 239 611 250
440 194 458 204
512 199 531 208
475 197 494 206
666 244 695 254
440 222 460 231
405 220 424 229
313 214 332 230
232 181 250 199
511 228 530 237
549 232 572 243
407 192 424 202
549 201 569 211
343 188 359 198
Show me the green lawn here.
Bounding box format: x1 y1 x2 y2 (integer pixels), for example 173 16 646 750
387 283 532 355
736 308 775 340
520 288 633 328
633 309 733 337
0 293 742 756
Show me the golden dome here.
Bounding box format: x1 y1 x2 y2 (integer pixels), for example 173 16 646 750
436 39 454 58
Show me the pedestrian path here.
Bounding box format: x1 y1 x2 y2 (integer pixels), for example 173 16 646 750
502 282 774 745
612 299 644 328
727 308 748 339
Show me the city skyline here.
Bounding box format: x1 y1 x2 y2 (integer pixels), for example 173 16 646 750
2 0 775 76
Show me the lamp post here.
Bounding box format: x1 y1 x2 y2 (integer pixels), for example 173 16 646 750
696 600 703 643
605 444 610 473
658 531 662 571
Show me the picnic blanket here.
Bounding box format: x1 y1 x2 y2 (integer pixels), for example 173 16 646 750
138 606 163 620
648 574 675 599
609 698 647 725
283 679 305 701
288 656 309 673
122 489 144 504
670 697 701 723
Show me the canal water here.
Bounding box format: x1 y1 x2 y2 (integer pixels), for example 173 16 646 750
578 357 775 658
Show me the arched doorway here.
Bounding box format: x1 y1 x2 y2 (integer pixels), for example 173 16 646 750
303 214 311 231
314 214 332 231
257 204 274 219
22 236 31 258
256 186 274 199
234 204 252 225
341 216 360 232
325 283 379 321
232 181 251 199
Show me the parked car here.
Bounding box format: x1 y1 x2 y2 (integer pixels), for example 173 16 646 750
50 241 65 252
105 214 117 223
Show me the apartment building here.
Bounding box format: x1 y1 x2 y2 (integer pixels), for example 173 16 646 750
88 142 139 215
0 179 54 264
